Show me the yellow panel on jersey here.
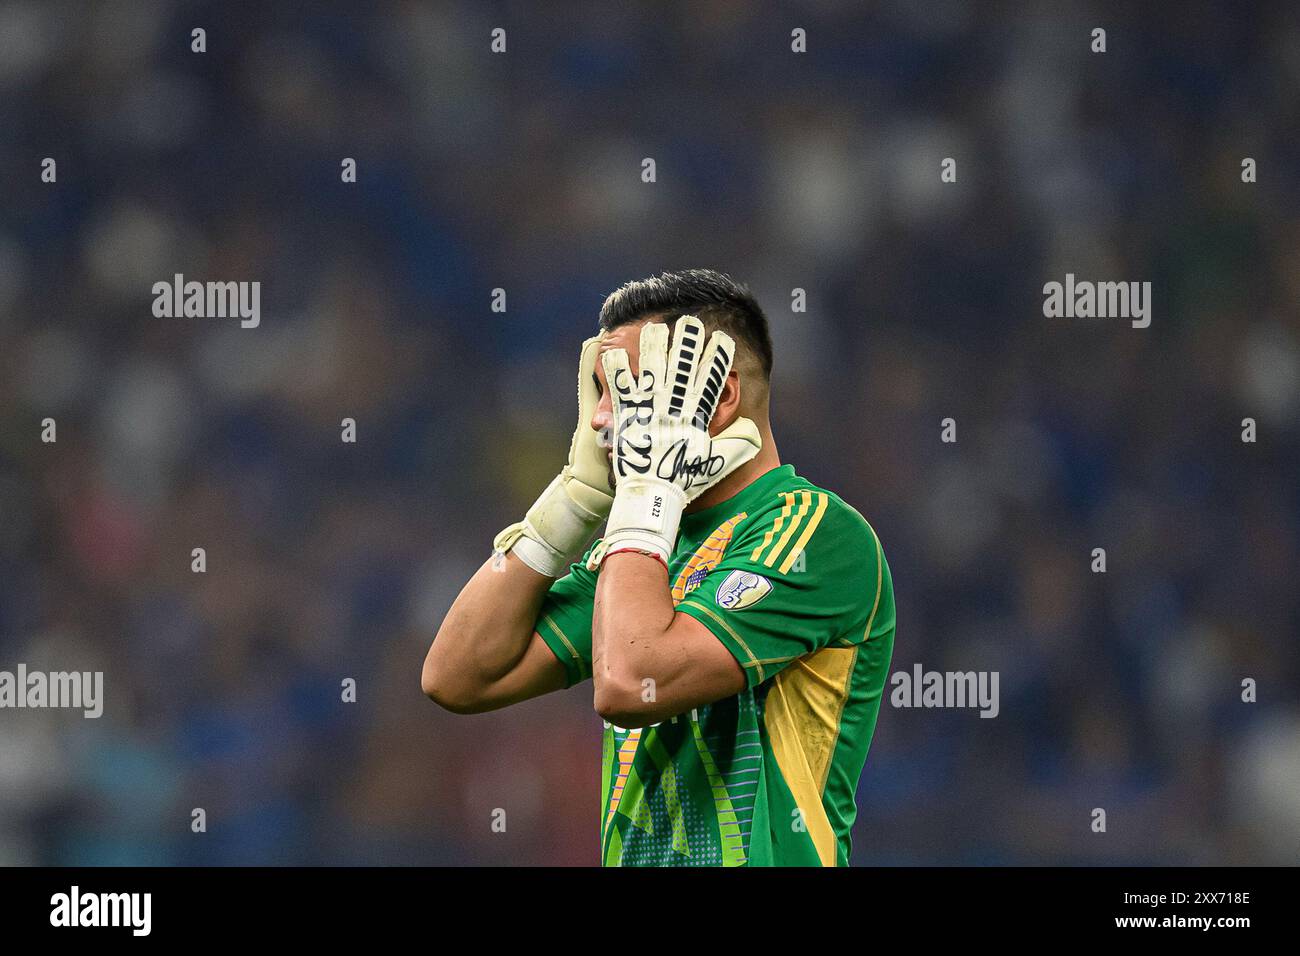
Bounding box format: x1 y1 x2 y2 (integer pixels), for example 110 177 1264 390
763 645 859 866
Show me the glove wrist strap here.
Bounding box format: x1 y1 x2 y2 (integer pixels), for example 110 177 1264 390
492 474 609 578
505 535 568 578
588 479 686 569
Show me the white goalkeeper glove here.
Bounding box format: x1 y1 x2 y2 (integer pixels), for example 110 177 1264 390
587 315 761 571
493 335 614 577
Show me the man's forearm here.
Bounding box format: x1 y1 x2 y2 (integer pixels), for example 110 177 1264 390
592 552 675 703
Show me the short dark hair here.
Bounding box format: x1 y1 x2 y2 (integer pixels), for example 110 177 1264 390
598 269 773 380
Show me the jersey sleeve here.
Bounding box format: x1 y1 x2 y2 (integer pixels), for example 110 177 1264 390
533 543 600 688
675 490 893 689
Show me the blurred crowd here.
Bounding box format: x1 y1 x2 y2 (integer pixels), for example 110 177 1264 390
0 1 1297 865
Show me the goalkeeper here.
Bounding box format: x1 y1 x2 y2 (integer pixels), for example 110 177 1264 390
423 269 895 866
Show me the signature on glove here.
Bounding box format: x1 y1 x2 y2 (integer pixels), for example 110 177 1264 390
658 440 725 486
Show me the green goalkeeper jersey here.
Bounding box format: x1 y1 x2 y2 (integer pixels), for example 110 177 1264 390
536 464 896 867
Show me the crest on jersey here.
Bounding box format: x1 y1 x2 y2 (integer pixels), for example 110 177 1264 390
716 570 772 611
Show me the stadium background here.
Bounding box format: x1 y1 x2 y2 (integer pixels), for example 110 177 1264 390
1 1 1297 865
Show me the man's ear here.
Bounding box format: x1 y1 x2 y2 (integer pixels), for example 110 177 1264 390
709 369 742 435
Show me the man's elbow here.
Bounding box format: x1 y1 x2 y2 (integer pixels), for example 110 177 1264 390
593 675 658 728
421 656 483 715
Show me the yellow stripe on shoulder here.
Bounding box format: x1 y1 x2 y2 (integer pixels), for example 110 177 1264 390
750 492 796 564
778 492 829 573
763 490 814 569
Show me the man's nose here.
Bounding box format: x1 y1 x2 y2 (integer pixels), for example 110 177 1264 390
591 402 613 445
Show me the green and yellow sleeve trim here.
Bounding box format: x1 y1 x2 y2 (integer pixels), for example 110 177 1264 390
537 614 588 686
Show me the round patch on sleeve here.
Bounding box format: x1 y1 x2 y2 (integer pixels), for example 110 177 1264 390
715 570 773 610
